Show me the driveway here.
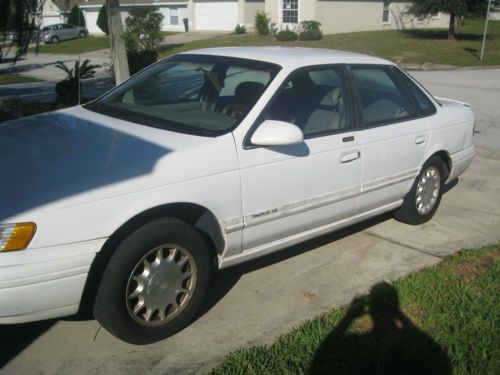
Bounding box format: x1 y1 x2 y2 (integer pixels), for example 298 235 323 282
1 69 499 374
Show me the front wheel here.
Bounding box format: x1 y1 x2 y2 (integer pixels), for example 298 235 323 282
79 31 86 38
94 217 211 344
394 156 446 225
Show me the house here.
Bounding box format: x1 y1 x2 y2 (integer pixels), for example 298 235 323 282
42 1 449 35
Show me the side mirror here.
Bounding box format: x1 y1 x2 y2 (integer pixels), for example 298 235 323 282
250 120 304 147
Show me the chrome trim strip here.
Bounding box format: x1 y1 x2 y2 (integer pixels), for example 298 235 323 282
362 168 419 193
222 168 420 233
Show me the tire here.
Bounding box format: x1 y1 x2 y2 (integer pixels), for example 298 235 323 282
51 36 59 44
394 156 446 225
79 31 86 38
94 217 212 344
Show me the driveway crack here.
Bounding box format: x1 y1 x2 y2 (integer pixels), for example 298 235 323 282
364 231 445 259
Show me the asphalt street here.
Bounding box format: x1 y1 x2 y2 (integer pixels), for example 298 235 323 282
0 68 499 374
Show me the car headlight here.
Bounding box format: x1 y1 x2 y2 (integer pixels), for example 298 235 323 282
0 223 37 252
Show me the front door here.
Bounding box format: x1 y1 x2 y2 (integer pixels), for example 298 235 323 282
237 66 362 251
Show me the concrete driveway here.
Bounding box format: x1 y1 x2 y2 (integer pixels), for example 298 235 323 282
1 69 499 374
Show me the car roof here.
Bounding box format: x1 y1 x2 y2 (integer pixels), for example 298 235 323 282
180 46 393 69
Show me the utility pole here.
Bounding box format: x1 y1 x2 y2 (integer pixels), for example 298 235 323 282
106 0 130 84
480 0 493 61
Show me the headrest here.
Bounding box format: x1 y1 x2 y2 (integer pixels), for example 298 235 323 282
235 81 266 105
320 87 342 107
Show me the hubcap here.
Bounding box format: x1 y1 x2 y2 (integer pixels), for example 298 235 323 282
126 245 197 326
415 166 440 215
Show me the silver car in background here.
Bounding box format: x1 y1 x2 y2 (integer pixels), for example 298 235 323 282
42 24 88 44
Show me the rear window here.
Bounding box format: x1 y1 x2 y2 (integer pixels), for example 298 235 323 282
393 67 436 116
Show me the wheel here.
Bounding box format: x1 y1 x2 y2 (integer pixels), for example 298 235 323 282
51 36 59 44
394 156 445 225
94 217 212 344
79 31 86 38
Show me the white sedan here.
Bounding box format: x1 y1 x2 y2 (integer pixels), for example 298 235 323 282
0 47 475 344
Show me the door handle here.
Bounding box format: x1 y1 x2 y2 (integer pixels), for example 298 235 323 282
340 150 360 163
415 135 426 145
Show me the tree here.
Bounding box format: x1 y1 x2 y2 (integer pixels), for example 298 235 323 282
406 0 499 40
97 4 109 35
67 4 86 27
406 0 467 39
123 6 164 52
0 0 44 61
106 0 130 84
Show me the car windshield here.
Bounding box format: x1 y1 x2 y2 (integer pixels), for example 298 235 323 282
85 54 281 137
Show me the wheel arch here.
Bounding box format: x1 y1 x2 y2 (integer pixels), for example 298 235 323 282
427 150 451 179
78 202 225 317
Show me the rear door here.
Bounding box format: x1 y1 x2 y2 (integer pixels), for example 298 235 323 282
349 65 431 213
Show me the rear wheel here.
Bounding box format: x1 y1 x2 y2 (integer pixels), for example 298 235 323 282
94 217 211 344
51 36 59 44
394 156 446 225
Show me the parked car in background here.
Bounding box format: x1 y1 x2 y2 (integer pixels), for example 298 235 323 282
0 47 475 345
41 24 88 44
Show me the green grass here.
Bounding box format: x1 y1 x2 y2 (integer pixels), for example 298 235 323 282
0 74 44 84
160 19 500 66
211 244 500 374
29 36 109 54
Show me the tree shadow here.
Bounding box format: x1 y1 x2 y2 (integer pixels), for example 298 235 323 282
309 282 451 374
463 47 479 60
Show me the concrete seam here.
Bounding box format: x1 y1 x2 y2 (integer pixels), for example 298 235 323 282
364 231 445 259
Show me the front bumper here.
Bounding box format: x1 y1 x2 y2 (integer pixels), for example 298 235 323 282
0 238 105 324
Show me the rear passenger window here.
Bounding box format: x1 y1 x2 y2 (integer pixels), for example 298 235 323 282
262 66 353 138
351 67 415 127
393 68 436 116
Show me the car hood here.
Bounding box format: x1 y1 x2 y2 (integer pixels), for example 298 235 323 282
0 106 236 221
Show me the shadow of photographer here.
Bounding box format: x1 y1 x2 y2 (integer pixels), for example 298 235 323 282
309 282 451 374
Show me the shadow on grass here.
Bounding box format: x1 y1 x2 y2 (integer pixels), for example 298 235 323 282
157 43 184 56
309 282 451 374
464 47 480 60
401 29 484 41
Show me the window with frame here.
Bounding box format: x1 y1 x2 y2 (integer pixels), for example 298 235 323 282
262 66 353 138
382 0 390 23
392 67 436 116
282 0 298 24
351 66 415 127
170 7 179 26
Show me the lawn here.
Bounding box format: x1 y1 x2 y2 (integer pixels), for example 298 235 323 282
29 36 109 54
211 244 500 374
160 19 500 67
0 74 44 84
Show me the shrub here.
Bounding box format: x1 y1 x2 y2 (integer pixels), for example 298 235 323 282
67 5 86 27
234 24 246 34
298 20 323 40
123 6 164 52
276 29 297 41
97 5 109 35
255 11 270 36
54 59 100 106
127 50 158 75
298 29 322 41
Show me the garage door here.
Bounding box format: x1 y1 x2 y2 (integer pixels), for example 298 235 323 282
195 1 239 31
83 10 101 34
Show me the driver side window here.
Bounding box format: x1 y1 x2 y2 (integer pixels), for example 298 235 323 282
261 66 353 138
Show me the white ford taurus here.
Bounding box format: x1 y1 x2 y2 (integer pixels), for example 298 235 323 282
0 47 475 344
